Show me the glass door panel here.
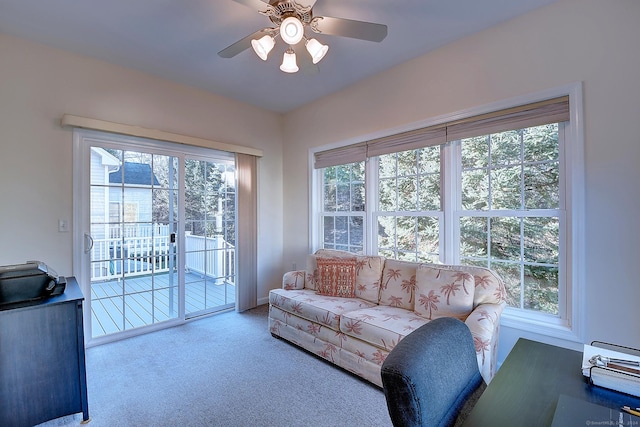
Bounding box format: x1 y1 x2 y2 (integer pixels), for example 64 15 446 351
184 158 236 318
89 148 178 338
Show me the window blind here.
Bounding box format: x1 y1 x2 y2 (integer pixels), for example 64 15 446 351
314 143 366 169
446 96 570 141
313 96 570 169
366 125 446 158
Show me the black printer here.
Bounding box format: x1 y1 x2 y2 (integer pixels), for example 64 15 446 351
0 261 66 306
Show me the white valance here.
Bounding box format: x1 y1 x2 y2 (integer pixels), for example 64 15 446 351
61 114 263 157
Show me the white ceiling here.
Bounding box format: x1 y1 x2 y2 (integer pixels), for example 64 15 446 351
0 0 557 113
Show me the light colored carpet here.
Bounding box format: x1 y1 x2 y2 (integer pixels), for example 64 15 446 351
37 304 392 427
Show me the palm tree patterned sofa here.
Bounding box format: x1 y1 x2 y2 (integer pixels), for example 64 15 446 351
268 249 506 387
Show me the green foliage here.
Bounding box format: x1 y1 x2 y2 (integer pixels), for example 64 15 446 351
323 163 365 212
183 159 236 244
146 156 236 245
323 163 365 252
376 146 441 261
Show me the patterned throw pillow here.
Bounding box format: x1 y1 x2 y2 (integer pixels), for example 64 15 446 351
316 257 357 298
414 266 475 320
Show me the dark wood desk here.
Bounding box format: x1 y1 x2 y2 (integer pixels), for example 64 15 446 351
462 338 640 426
0 277 89 426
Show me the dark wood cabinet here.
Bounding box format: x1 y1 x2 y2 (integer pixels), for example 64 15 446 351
0 277 89 426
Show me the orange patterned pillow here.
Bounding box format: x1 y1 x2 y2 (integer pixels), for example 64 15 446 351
316 257 357 298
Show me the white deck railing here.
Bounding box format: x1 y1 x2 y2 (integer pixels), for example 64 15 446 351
108 223 170 239
184 234 236 285
91 226 235 285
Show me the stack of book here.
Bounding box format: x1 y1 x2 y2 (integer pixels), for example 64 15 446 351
582 341 640 397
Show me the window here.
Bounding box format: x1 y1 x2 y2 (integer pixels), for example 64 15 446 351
457 124 562 316
321 162 365 253
376 146 441 263
312 87 584 340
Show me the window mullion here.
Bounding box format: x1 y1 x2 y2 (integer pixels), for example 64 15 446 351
519 130 525 310
442 142 458 264
366 157 378 255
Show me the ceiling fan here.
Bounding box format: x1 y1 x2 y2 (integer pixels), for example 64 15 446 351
218 0 388 73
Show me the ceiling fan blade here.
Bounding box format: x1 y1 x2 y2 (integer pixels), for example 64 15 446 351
295 0 318 8
311 16 387 42
218 28 272 58
231 0 271 13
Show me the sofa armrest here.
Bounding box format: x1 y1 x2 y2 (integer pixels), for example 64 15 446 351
465 302 505 383
282 270 306 290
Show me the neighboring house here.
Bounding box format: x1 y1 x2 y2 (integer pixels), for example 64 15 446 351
90 148 164 278
108 161 160 236
90 147 160 239
90 147 120 241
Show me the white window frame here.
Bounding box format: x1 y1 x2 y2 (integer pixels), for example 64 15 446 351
316 162 367 253
369 145 445 263
310 83 585 342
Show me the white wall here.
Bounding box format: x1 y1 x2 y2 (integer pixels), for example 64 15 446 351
282 0 640 362
0 33 284 304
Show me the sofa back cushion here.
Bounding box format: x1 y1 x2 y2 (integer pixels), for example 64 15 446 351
414 266 475 320
466 266 505 306
315 257 357 298
306 249 384 303
353 256 385 303
378 259 420 311
421 263 506 308
305 250 505 309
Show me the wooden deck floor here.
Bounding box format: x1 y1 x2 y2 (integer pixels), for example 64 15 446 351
90 271 235 337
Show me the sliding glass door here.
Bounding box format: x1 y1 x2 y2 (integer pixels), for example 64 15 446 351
75 130 237 343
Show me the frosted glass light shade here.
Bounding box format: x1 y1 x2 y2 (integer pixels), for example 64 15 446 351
280 48 299 73
280 17 304 45
251 35 275 61
305 38 328 64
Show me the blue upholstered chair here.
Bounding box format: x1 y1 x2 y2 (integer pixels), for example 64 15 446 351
381 317 486 427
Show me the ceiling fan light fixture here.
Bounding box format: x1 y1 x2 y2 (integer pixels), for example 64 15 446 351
218 1 388 76
251 34 275 61
280 48 299 73
280 16 304 45
305 38 329 64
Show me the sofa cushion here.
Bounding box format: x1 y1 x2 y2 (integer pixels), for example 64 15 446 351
305 256 321 291
316 257 357 298
466 267 506 306
414 266 475 320
306 249 351 291
421 263 506 308
340 306 429 351
378 259 420 311
353 256 385 303
308 250 384 303
269 288 376 331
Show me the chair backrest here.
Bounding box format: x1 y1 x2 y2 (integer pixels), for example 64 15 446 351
381 317 485 427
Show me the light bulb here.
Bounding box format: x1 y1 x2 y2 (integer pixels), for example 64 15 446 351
280 48 299 73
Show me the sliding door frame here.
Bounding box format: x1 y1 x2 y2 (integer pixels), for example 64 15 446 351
73 128 238 346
